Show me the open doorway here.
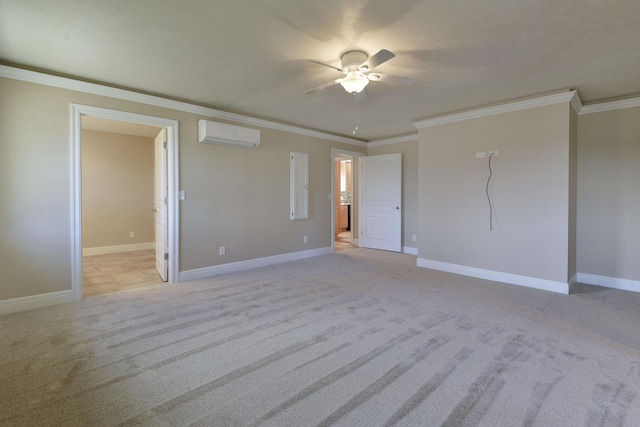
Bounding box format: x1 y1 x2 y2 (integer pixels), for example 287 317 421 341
331 149 364 252
70 105 179 301
335 157 353 249
81 118 164 297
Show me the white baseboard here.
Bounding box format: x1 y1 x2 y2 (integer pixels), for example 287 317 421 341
577 273 640 293
0 290 76 316
179 247 333 282
403 246 418 255
416 258 570 294
83 242 155 256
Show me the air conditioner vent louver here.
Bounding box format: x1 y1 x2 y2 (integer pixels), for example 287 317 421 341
198 119 260 149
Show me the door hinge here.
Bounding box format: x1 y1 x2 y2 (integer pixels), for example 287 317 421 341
164 253 169 260
164 196 168 205
163 141 167 149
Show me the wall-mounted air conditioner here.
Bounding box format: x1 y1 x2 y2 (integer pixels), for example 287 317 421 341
198 119 261 149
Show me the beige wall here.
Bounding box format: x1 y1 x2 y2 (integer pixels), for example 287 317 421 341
180 126 358 270
367 140 418 249
577 106 640 280
1 78 73 299
3 71 638 303
418 103 573 283
0 76 365 301
81 129 154 248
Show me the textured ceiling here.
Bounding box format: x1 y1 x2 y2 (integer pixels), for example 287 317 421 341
1 0 639 141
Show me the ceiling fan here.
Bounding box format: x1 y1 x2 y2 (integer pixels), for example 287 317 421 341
304 49 415 98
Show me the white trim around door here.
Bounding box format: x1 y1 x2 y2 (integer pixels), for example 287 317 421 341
70 104 180 301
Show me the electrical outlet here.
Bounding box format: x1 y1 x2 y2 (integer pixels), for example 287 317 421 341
129 231 135 238
476 152 486 158
412 234 417 242
303 236 308 244
489 150 499 156
219 246 225 256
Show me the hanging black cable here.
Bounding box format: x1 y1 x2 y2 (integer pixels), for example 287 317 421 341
486 153 495 231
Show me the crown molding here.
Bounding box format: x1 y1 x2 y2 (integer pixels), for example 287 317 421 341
579 96 640 115
413 91 582 129
570 92 583 114
0 65 365 147
367 133 419 147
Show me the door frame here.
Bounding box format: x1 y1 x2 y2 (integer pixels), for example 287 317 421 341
330 148 365 251
70 104 180 301
154 129 169 282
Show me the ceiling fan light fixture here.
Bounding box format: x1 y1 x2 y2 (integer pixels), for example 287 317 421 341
340 71 369 94
305 49 413 97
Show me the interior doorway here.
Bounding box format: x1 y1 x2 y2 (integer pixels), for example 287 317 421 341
331 149 365 252
335 157 353 249
80 118 164 297
71 105 180 301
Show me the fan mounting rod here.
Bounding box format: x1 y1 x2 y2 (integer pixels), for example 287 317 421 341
341 50 369 71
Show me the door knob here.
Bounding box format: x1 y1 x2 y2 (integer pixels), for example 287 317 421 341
395 206 400 210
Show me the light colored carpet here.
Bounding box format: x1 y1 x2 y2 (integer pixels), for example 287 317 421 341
1 248 639 426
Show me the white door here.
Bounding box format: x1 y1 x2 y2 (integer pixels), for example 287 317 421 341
360 153 402 252
154 129 168 281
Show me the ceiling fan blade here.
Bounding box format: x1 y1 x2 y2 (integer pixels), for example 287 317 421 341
353 90 367 102
304 78 342 94
307 59 344 72
361 49 395 70
369 73 415 85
